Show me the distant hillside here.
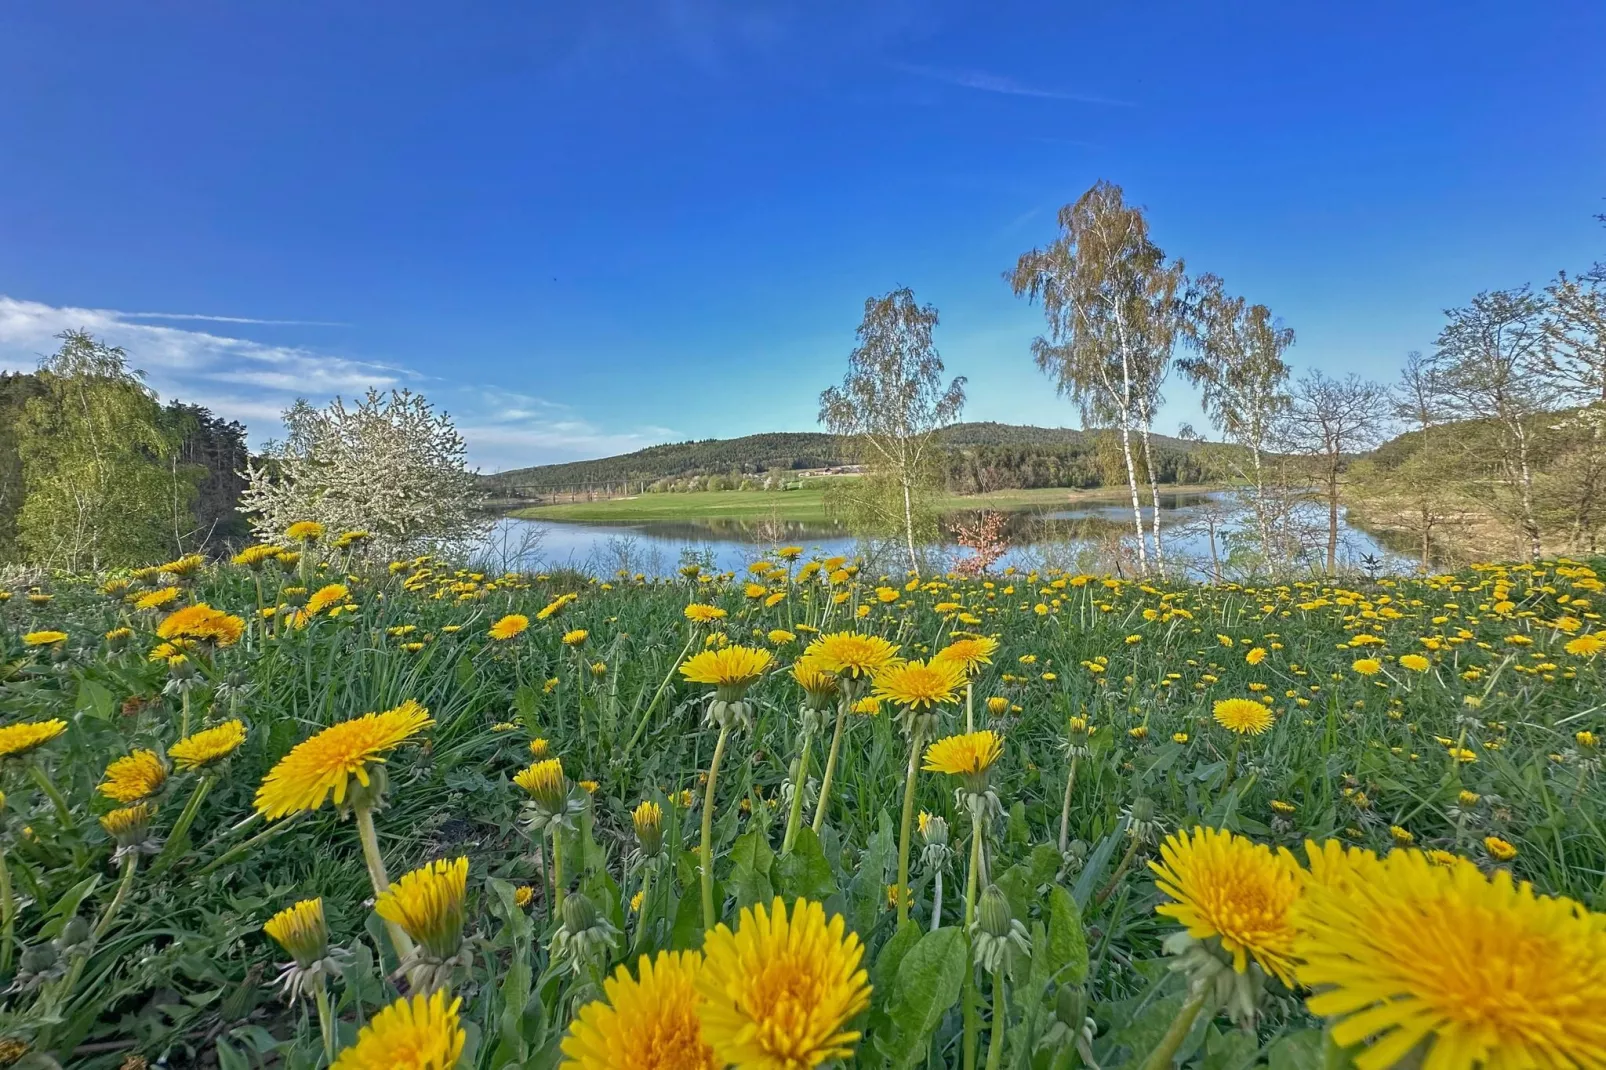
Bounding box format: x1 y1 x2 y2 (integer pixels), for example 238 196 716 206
484 421 1208 494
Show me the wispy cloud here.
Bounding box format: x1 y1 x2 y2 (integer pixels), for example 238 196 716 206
0 295 680 472
894 62 1134 107
120 311 350 327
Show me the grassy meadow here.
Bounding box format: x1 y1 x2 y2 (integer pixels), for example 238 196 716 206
510 483 1204 524
0 539 1603 1068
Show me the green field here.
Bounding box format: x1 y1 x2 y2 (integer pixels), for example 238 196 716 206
510 483 1213 523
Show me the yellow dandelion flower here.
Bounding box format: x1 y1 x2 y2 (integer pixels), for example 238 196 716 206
254 701 432 818
285 521 325 542
1484 835 1518 862
0 719 67 759
488 614 529 641
1565 633 1604 656
562 629 589 646
375 857 468 958
330 990 464 1070
933 635 999 676
304 583 349 618
871 657 966 711
170 720 248 772
562 949 717 1070
514 758 568 810
528 737 550 758
1296 844 1606 1070
680 646 773 689
1212 698 1274 736
802 631 901 679
134 586 183 611
1352 658 1382 676
232 544 280 568
21 630 68 647
696 897 871 1070
99 750 168 803
1149 826 1304 985
264 897 329 966
767 629 796 645
1245 646 1267 666
790 656 840 701
922 730 1004 777
684 604 728 623
156 603 244 647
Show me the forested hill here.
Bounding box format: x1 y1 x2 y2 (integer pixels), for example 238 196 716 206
483 421 1209 493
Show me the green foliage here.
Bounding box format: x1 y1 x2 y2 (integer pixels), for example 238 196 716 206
14 331 190 570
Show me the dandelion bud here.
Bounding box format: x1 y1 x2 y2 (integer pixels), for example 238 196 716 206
632 800 664 858
918 811 949 848
514 758 579 830
978 885 1013 939
265 898 330 970
1055 983 1086 1029
550 890 620 977
59 916 91 951
986 696 1010 716
100 803 160 863
1578 730 1598 750
561 889 599 933
376 858 470 993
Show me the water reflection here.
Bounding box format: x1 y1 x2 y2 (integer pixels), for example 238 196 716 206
482 490 1418 578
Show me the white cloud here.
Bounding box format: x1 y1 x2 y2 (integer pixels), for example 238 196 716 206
0 294 679 472
894 63 1134 107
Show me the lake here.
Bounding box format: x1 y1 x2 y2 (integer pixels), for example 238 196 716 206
481 490 1420 579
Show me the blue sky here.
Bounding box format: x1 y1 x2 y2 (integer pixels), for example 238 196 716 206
1 2 1602 471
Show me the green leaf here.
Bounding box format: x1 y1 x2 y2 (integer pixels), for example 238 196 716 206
455 655 476 689
774 826 837 903
870 919 923 999
1007 801 1031 845
38 875 101 939
884 926 967 1069
1267 1030 1327 1070
729 828 775 908
1202 1026 1259 1070
669 884 706 950
75 677 116 720
1027 842 1064 886
845 810 895 936
1045 885 1088 985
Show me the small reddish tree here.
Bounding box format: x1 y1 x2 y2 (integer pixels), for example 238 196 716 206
952 511 1010 576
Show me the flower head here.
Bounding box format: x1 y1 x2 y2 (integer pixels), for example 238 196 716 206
1296 844 1606 1070
264 897 330 969
99 750 168 803
790 656 840 706
22 630 67 647
233 544 280 568
803 632 901 679
562 950 718 1070
170 720 248 772
304 583 350 618
680 646 772 695
375 857 468 960
1352 658 1382 676
156 603 244 647
871 657 966 712
254 701 432 818
488 614 529 641
934 635 998 676
1213 698 1274 736
1149 826 1304 985
100 801 158 858
286 521 325 543
1398 653 1431 672
0 719 67 759
633 800 664 857
684 604 728 624
562 629 589 646
331 990 464 1070
697 897 871 1070
923 730 1004 778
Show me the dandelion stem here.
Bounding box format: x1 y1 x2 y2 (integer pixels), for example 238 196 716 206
1096 836 1143 907
0 844 14 976
180 690 192 740
313 976 336 1064
700 723 732 929
1057 755 1081 854
931 868 944 933
1139 988 1208 1070
966 679 974 733
986 968 1007 1070
782 728 813 854
195 814 295 878
28 762 75 834
355 805 415 963
624 635 694 758
962 808 984 1070
632 863 655 954
149 775 214 876
811 692 850 834
550 826 566 915
895 722 927 929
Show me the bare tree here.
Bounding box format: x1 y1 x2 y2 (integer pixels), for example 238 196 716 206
819 288 966 578
1542 266 1606 547
1279 371 1391 574
1008 181 1186 576
1178 275 1295 570
1430 288 1556 561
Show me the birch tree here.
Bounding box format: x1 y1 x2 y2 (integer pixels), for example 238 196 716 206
1177 275 1294 569
1430 288 1555 561
1280 371 1391 574
818 289 965 578
1008 181 1185 575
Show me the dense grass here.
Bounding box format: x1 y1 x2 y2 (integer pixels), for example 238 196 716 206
0 549 1602 1067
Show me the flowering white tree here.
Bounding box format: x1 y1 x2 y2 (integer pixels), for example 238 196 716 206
240 388 487 556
